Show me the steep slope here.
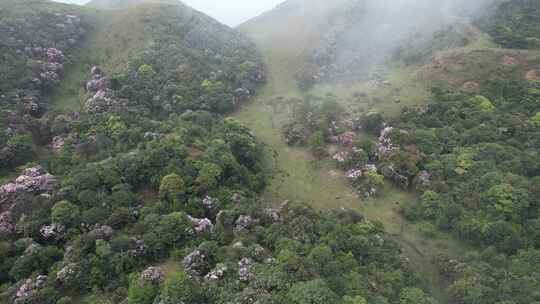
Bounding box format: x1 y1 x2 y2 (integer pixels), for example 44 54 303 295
54 0 264 112
477 0 540 49
241 0 499 88
239 0 350 91
0 0 93 171
237 2 470 301
238 0 540 303
0 1 438 304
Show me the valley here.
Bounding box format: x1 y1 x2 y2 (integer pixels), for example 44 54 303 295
1 0 539 303
234 22 469 302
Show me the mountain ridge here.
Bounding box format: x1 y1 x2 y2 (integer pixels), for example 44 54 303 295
86 0 183 10
1 0 540 303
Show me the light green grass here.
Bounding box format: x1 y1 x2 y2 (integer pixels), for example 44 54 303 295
235 84 466 300
50 50 93 112
311 64 431 117
159 258 183 278
232 37 362 209
50 6 161 111
361 187 469 301
236 21 471 302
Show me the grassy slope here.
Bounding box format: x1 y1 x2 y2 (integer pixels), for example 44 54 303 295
312 65 431 117
48 0 470 300
236 3 471 302
51 3 182 111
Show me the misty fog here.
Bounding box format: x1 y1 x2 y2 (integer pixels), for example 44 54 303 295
301 0 501 82
51 0 285 26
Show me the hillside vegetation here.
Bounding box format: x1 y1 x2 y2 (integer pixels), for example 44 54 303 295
238 0 540 303
1 0 539 303
0 0 438 304
477 0 540 49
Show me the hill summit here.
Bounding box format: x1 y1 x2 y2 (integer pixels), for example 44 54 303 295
86 0 182 9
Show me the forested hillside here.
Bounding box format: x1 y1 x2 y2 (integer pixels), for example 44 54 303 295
241 0 540 303
0 0 437 303
2 0 539 303
478 0 540 49
0 0 90 171
386 2 540 301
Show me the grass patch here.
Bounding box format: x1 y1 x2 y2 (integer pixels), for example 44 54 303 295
236 22 472 302
311 64 431 117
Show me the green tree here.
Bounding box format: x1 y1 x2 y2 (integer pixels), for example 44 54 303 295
195 163 222 193
471 95 495 113
95 240 112 258
127 276 158 304
414 129 440 155
105 115 128 137
287 279 339 304
306 245 335 276
51 200 81 228
5 134 34 167
420 190 440 219
157 212 193 248
356 139 377 159
308 131 326 159
160 271 201 304
530 112 540 127
482 183 529 221
159 174 186 203
56 297 73 304
362 112 385 136
138 64 156 77
365 171 385 189
399 288 436 304
343 295 368 304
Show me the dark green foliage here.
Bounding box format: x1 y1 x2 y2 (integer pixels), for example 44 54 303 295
109 4 265 115
144 203 428 304
160 271 203 304
0 0 91 171
0 2 269 303
51 200 81 228
308 131 327 158
127 275 159 304
389 54 540 302
478 0 540 49
9 245 63 281
282 94 344 146
0 134 35 169
399 288 436 304
361 112 385 136
287 279 340 304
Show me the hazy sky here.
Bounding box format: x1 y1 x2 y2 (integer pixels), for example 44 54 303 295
183 0 284 26
51 0 285 26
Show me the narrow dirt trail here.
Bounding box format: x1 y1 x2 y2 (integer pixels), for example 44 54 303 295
232 43 469 303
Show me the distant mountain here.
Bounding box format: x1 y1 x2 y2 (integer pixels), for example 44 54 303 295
86 0 180 9
51 0 89 4
240 0 499 87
